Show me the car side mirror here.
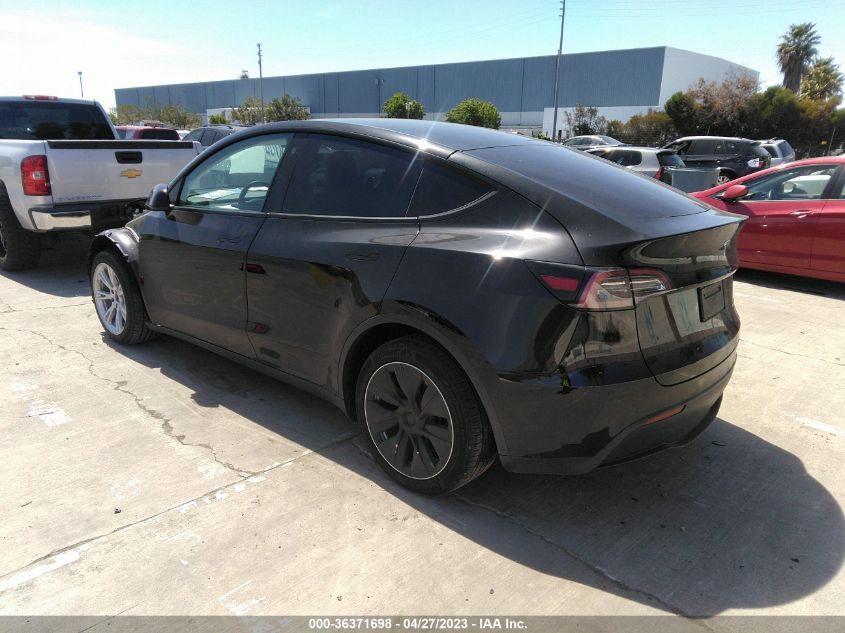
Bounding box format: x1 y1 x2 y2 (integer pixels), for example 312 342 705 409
721 184 748 202
146 184 171 212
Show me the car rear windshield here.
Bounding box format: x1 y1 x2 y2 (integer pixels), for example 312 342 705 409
749 144 771 158
658 152 684 167
140 129 180 140
0 101 114 140
778 140 795 156
761 144 777 158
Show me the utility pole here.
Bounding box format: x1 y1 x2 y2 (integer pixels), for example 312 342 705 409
257 43 265 124
77 71 84 99
551 0 565 141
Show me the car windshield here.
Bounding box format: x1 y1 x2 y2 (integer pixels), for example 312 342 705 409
0 101 114 139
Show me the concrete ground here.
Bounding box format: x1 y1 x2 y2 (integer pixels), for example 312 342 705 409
0 235 843 619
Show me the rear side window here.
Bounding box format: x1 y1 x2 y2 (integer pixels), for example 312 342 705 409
691 139 718 154
408 161 491 216
604 149 641 167
666 140 692 155
183 129 202 142
658 152 684 167
0 101 113 140
283 135 422 218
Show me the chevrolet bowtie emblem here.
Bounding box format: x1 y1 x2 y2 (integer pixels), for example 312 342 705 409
120 169 143 178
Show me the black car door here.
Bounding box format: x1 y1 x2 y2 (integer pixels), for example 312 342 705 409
243 133 424 388
137 132 294 357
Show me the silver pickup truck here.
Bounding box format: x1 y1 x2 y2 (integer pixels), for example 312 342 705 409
0 96 201 270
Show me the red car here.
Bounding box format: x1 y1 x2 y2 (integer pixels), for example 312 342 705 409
692 157 845 283
115 125 180 140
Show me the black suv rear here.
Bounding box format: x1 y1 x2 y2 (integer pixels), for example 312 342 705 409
663 136 770 184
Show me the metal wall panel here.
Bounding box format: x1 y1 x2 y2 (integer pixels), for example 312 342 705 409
115 47 750 123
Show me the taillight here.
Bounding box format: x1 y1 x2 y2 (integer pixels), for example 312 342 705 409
654 167 664 180
21 155 51 196
573 268 672 310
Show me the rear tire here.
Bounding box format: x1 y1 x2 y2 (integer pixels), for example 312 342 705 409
90 249 157 345
356 335 496 494
716 171 735 185
0 192 41 271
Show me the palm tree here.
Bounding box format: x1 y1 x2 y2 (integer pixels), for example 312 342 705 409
801 57 845 100
777 23 821 93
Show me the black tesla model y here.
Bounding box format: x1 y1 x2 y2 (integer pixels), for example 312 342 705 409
89 119 742 493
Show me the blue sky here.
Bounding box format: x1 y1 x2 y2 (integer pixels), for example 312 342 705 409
1 0 843 110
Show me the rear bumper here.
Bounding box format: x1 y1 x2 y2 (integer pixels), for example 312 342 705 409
28 201 141 233
497 350 736 475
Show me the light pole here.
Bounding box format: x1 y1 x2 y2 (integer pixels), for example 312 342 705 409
405 101 412 118
77 71 84 99
257 43 265 124
375 78 384 116
551 0 565 141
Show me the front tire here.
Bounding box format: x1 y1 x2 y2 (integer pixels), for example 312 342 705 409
716 171 735 185
356 335 496 494
0 193 41 271
90 249 156 345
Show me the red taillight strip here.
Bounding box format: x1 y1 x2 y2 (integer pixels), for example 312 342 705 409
540 274 580 292
642 405 685 427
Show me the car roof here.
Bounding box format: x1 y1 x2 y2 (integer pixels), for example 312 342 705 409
227 119 540 156
589 146 673 153
672 136 756 143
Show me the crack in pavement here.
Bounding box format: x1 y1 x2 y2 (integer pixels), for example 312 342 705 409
740 338 845 367
0 430 359 588
0 300 91 314
450 493 712 625
0 324 255 478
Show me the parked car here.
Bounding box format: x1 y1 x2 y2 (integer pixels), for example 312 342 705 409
758 138 796 167
586 146 684 183
692 157 845 282
561 135 624 150
663 136 771 184
182 124 246 149
0 96 202 271
89 119 743 493
116 125 180 141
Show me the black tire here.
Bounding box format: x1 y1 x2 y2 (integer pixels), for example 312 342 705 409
90 249 157 345
0 191 41 271
356 335 496 494
716 171 735 185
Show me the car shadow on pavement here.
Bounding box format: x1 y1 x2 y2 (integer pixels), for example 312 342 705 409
0 235 91 299
109 334 845 617
735 268 845 300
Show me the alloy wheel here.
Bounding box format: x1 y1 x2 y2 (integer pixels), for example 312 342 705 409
364 361 454 480
92 262 128 335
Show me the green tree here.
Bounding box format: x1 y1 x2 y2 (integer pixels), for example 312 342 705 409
664 91 701 135
801 57 844 101
108 104 145 125
383 92 424 119
777 22 821 93
158 103 201 129
265 95 310 122
622 110 676 146
604 119 626 141
744 86 803 139
230 95 263 125
564 104 606 137
208 113 229 125
445 98 501 129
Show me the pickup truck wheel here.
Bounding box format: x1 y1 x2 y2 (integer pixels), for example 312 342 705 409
0 194 41 271
90 250 156 345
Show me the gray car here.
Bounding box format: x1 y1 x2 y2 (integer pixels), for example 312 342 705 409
561 135 624 151
586 146 684 183
758 138 796 166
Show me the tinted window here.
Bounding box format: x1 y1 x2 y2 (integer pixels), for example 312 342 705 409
283 135 421 218
667 140 693 155
604 149 642 167
734 165 837 201
762 144 777 158
0 101 113 140
779 140 795 157
182 129 202 142
692 139 718 154
749 144 770 158
177 133 292 213
140 128 180 140
408 161 491 216
658 152 684 167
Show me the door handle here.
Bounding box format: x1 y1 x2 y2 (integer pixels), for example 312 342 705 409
789 210 813 218
240 262 266 274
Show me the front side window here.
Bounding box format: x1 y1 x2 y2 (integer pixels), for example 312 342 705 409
732 165 838 201
177 133 292 213
282 135 421 218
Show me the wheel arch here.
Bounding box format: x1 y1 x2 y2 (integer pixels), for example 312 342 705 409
88 228 141 283
338 309 508 456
